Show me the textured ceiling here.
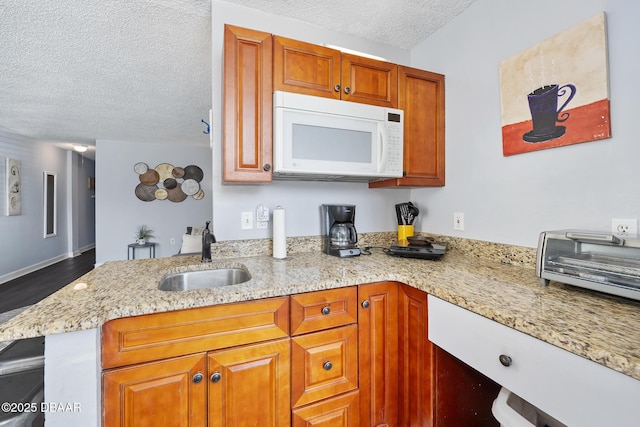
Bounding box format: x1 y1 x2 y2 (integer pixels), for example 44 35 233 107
0 0 474 158
223 0 476 49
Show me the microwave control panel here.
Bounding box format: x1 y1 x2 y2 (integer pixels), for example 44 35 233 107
384 110 404 176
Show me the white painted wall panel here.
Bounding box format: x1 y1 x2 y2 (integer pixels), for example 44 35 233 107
410 0 640 248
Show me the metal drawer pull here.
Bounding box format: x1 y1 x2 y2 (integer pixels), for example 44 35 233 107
210 371 222 383
499 354 512 367
361 300 370 309
192 372 204 383
321 306 331 315
323 361 333 371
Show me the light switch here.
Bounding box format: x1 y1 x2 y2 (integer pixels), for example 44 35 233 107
241 211 253 230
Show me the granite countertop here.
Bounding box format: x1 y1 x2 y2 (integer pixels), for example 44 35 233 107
1 233 639 382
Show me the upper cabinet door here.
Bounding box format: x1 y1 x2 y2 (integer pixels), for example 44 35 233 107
273 36 341 99
369 66 445 188
341 53 397 108
273 37 397 108
223 25 273 182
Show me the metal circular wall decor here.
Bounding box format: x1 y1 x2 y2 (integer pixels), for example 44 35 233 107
134 162 204 202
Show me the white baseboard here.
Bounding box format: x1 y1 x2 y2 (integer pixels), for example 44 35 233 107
0 254 70 286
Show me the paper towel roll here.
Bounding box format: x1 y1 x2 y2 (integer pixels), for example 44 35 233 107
273 206 286 259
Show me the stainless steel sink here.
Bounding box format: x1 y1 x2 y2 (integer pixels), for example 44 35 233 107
158 268 251 291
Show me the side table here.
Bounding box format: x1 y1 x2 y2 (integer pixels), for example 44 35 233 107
128 242 157 260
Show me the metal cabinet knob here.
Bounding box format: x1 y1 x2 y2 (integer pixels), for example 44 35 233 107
263 163 271 171
361 300 370 309
323 361 333 371
210 371 222 383
321 306 331 315
192 372 204 383
334 84 341 92
344 86 351 94
499 354 512 367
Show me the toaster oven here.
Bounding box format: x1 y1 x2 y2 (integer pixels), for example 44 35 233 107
536 230 640 301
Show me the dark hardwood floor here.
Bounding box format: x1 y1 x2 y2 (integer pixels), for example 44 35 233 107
0 249 96 313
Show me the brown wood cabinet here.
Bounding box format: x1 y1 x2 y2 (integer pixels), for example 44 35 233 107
358 281 399 427
223 25 444 186
103 282 498 426
290 288 359 425
291 390 360 427
103 353 207 427
102 296 289 368
273 36 397 108
369 66 445 188
290 286 358 336
398 283 434 426
291 325 359 408
208 339 291 427
223 24 273 182
102 298 290 427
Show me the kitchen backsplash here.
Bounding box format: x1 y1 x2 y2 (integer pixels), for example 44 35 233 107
210 232 537 269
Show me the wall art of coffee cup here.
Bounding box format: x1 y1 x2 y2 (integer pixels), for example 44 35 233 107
523 83 576 143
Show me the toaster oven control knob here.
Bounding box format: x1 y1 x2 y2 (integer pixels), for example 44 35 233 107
344 86 351 94
499 354 512 367
361 300 370 309
334 84 341 92
321 306 331 315
263 163 271 171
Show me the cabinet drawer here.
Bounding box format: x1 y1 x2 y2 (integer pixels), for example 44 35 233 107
292 390 359 427
102 297 289 368
290 287 357 336
291 324 358 408
428 295 640 427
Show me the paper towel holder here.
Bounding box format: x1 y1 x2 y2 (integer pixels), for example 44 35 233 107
273 205 287 259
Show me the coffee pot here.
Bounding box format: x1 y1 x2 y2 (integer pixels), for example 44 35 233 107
321 204 361 257
330 223 358 247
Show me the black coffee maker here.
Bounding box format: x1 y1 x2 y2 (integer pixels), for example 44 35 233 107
321 204 361 257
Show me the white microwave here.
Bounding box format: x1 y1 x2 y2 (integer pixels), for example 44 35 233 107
273 91 404 181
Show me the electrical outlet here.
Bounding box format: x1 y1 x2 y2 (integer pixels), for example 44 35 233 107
453 212 464 231
169 237 176 245
256 204 269 221
612 218 638 236
256 204 269 229
241 211 254 230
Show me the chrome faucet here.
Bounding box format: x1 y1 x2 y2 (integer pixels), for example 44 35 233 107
202 221 216 262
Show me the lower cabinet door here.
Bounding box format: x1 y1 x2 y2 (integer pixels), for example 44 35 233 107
358 282 399 427
103 353 207 427
208 338 291 427
291 390 360 427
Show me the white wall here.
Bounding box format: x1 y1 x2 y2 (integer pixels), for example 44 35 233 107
0 128 74 282
210 1 412 241
95 140 213 263
409 0 640 248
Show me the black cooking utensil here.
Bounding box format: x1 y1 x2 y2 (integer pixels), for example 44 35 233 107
395 204 403 225
407 202 419 225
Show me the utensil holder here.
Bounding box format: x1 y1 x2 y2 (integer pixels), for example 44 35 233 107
397 225 414 246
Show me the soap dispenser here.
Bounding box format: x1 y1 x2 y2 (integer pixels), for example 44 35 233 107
202 221 216 262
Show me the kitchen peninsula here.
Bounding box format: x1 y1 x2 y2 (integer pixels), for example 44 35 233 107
1 233 639 426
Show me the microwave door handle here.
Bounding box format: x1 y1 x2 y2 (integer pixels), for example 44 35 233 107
378 125 386 172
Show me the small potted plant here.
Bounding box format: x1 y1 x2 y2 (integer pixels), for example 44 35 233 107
134 225 154 245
